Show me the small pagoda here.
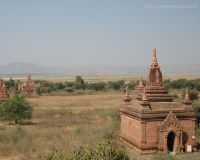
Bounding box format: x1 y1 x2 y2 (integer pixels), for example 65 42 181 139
120 49 196 154
19 73 40 94
135 77 145 91
0 78 9 101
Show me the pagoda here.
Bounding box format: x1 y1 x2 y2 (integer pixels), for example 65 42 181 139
135 77 145 91
120 49 196 154
0 78 9 101
19 73 40 94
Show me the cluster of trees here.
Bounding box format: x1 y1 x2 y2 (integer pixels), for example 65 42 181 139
163 79 200 100
163 79 200 90
36 76 137 94
4 76 200 95
41 140 129 160
4 78 20 91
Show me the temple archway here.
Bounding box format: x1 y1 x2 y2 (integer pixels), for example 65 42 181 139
167 131 176 152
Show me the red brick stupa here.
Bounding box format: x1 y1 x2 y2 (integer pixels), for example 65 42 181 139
137 48 173 102
0 78 9 101
120 49 196 154
19 73 40 94
135 77 144 91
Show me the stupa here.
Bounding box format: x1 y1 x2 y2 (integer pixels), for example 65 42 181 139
120 49 196 154
135 77 145 91
19 73 40 94
0 78 9 101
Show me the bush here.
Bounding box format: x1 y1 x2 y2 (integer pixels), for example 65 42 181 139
74 76 85 90
40 140 129 160
52 82 65 91
0 95 33 124
86 82 106 91
4 78 15 90
106 80 124 90
36 87 42 95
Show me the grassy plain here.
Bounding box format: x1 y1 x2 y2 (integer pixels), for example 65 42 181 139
1 92 200 160
0 92 123 160
1 74 200 160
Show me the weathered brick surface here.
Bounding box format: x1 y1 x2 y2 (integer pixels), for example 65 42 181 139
120 115 142 147
120 113 196 154
120 49 196 154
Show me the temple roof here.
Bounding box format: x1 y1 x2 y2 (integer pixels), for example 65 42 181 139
137 49 173 102
124 99 183 111
121 49 195 118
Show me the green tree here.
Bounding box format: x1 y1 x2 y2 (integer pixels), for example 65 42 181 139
86 82 106 91
0 95 33 124
74 76 85 90
5 78 15 89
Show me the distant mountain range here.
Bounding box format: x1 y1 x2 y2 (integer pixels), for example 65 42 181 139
0 62 199 76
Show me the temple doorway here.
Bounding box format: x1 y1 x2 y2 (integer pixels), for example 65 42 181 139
167 131 176 152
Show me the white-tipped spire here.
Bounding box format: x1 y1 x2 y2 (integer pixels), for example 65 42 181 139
123 86 131 105
125 85 128 94
151 48 158 66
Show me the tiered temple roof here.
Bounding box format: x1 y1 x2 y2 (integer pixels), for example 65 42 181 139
120 49 195 154
137 48 173 102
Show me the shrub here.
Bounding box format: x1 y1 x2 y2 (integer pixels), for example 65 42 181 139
36 87 42 95
4 78 15 89
74 76 85 90
106 80 124 90
41 140 129 160
0 95 33 124
86 82 106 91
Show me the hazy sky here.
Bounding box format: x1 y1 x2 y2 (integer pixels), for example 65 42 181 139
0 0 199 67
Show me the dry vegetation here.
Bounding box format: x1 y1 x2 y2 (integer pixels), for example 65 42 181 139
1 74 200 160
0 92 123 160
1 91 200 160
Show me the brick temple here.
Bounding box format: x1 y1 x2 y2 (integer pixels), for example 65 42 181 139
19 73 39 94
120 49 196 154
0 78 9 101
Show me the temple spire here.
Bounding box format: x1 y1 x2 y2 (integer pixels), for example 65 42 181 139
28 73 32 81
142 87 147 101
141 87 150 107
139 77 144 88
151 48 158 67
183 87 192 105
123 86 131 105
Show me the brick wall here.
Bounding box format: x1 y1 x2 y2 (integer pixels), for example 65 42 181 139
120 114 142 147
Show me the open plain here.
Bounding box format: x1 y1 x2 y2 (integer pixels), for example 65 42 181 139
0 80 200 159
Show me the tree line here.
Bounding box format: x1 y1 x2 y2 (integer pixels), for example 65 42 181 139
4 76 200 95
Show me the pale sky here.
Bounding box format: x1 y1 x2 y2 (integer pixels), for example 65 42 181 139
0 0 199 67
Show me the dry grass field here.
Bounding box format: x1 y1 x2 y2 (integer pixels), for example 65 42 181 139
0 91 200 160
0 92 123 160
1 74 200 160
